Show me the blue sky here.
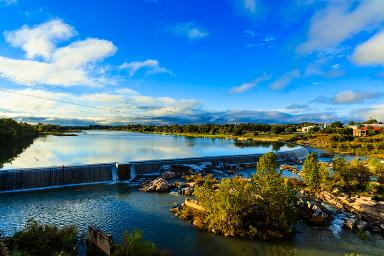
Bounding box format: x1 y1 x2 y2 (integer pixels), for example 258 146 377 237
0 0 384 124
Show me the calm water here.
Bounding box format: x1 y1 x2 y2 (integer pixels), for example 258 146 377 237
1 130 299 169
0 184 383 256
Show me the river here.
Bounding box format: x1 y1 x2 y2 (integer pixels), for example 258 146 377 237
0 131 383 255
0 184 383 255
1 130 298 169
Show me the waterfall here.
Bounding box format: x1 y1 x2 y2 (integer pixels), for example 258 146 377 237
111 164 118 183
129 165 136 181
329 213 346 238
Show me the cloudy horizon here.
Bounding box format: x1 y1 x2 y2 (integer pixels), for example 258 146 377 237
1 0 384 125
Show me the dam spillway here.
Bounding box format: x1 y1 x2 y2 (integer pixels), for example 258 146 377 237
0 147 308 193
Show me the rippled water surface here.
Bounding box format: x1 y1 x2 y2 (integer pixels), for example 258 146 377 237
0 184 383 256
1 130 299 169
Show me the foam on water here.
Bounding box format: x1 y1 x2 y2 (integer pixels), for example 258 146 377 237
329 213 346 238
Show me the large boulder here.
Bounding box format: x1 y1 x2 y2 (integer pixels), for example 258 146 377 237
140 178 173 192
161 171 177 180
344 217 357 230
179 187 194 196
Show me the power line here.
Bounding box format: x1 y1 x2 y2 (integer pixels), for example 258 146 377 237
0 73 196 117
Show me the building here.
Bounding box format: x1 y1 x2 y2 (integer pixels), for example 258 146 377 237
349 124 384 137
301 126 315 133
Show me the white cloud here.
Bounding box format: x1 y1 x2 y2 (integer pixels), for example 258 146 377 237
334 91 380 104
299 0 384 53
355 104 384 121
0 87 202 124
0 20 116 86
270 70 300 90
171 22 208 40
311 90 382 104
4 19 75 60
119 59 171 77
230 74 270 94
352 30 384 65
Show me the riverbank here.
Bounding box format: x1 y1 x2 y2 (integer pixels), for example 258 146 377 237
135 131 384 160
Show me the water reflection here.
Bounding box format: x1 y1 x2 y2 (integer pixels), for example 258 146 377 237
2 131 301 169
0 138 35 169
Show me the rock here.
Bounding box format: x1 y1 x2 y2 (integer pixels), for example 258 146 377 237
179 187 194 196
320 212 328 219
170 207 179 213
297 198 306 208
186 182 196 188
140 178 173 192
344 217 357 230
307 200 317 210
356 221 368 231
313 208 322 217
161 171 177 180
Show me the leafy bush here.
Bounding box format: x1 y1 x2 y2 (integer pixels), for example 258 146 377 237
8 219 77 256
112 230 169 256
193 153 297 240
332 158 372 194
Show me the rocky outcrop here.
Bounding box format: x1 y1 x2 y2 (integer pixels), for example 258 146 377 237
297 192 333 226
160 171 177 180
140 178 173 192
178 187 194 196
318 191 384 227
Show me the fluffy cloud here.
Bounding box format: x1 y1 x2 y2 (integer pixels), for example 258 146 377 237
299 0 384 53
4 19 75 60
352 30 384 65
0 20 116 86
0 87 202 124
270 70 300 90
312 90 382 104
230 74 270 94
119 59 171 77
170 22 208 40
356 104 384 121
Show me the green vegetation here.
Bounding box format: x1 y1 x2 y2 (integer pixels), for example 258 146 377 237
298 153 383 198
300 152 329 192
112 230 170 256
332 158 371 195
0 118 38 147
7 219 77 256
188 152 297 240
0 118 76 168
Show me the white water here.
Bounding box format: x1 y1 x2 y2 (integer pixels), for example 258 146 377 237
112 165 118 183
329 213 346 238
129 165 136 181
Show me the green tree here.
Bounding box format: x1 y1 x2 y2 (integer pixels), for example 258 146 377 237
300 153 329 192
112 230 168 256
369 158 384 183
9 219 77 256
332 158 371 194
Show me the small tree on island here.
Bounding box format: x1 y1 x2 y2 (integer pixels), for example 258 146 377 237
193 152 297 240
300 153 329 192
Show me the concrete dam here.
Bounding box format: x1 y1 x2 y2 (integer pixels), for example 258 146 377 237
0 147 308 193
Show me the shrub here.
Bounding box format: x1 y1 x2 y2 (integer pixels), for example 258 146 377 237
112 230 169 256
193 153 297 240
332 158 372 194
9 219 77 256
